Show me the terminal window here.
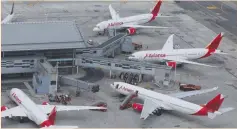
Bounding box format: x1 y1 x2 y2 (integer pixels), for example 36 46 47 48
51 81 56 85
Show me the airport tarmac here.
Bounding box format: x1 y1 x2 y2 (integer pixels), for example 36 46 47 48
1 1 237 128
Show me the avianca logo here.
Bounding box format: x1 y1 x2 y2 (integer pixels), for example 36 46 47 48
144 53 166 58
108 22 123 27
118 86 134 93
12 93 22 104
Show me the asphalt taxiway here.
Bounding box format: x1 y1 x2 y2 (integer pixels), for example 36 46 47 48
1 1 237 128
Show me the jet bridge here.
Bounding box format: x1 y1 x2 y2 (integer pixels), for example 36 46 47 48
76 33 131 57
75 55 171 81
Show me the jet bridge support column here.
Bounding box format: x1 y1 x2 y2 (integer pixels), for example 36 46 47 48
76 66 79 74
33 59 58 95
109 70 112 78
139 74 142 83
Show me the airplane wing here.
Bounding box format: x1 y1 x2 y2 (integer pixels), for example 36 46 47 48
140 98 172 120
163 56 217 67
121 24 170 29
109 4 120 20
38 105 106 114
1 106 27 118
162 34 174 51
169 87 218 99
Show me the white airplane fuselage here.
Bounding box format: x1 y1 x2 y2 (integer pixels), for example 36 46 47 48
111 82 207 115
129 48 218 63
9 88 51 126
94 14 153 31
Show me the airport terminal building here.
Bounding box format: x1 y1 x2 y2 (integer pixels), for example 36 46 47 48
2 21 86 75
1 21 170 94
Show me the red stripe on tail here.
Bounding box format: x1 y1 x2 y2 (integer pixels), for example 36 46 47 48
205 94 224 113
48 106 57 125
151 0 162 17
192 94 225 116
149 0 162 22
200 32 224 58
205 32 224 50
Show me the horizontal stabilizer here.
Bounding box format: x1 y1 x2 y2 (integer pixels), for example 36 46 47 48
214 50 228 55
207 107 234 119
156 14 174 18
207 112 217 119
218 107 235 114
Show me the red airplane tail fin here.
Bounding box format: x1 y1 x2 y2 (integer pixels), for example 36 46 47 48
205 94 225 113
48 106 57 125
205 32 224 50
151 0 162 17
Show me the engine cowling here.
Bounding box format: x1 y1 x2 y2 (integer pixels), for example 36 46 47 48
132 103 143 112
127 27 136 35
1 106 8 112
166 61 177 68
42 102 49 105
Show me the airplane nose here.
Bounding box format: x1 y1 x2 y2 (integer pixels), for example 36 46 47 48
93 27 99 32
127 56 134 60
110 83 115 89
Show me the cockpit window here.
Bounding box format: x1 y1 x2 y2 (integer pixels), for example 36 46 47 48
115 84 119 89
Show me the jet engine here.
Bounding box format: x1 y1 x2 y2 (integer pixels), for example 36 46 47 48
132 103 143 112
42 101 49 105
166 61 183 68
1 106 8 112
166 61 177 68
127 27 136 35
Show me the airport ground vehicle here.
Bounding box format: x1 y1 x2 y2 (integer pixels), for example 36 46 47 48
48 94 71 105
179 83 201 91
132 42 143 50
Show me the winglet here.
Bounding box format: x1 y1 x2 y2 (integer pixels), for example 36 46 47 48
10 2 15 15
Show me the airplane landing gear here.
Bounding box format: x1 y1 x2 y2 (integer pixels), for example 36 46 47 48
19 117 29 123
152 109 163 116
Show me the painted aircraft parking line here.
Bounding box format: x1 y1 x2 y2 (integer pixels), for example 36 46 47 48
111 82 234 120
1 88 107 128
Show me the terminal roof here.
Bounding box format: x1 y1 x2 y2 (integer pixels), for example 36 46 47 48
2 21 86 52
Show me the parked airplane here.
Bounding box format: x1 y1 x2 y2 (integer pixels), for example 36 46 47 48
128 32 227 67
1 2 15 24
93 0 171 35
110 82 234 120
1 88 107 128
